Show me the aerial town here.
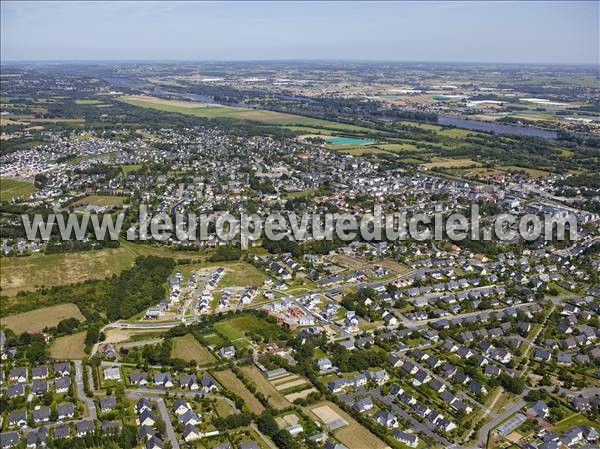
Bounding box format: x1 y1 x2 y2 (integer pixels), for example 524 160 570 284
1 3 599 449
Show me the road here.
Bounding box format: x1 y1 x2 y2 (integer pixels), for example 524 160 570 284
74 360 97 420
156 397 180 449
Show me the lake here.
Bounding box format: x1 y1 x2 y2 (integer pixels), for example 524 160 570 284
326 136 376 145
438 116 558 139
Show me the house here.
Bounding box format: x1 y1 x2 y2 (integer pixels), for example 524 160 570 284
178 409 202 426
173 398 192 415
201 374 218 393
183 424 202 442
99 396 117 413
391 430 418 448
366 369 389 385
0 432 19 449
374 411 398 428
180 374 199 390
57 402 75 420
54 362 71 377
239 442 261 449
138 410 156 427
327 378 349 393
122 368 145 384
31 380 48 396
101 420 122 434
54 376 71 393
153 372 173 388
534 348 551 362
219 346 236 359
530 400 549 419
26 427 48 448
7 383 25 398
352 373 368 388
136 398 152 415
103 366 121 381
32 406 51 423
8 367 27 383
75 420 94 437
145 436 164 449
54 423 70 439
316 358 333 372
352 397 374 413
32 366 49 380
8 411 27 428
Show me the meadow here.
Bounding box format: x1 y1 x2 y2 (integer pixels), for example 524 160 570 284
49 331 87 359
170 334 217 366
2 303 86 334
70 195 127 207
0 177 36 201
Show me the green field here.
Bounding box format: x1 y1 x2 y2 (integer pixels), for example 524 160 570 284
213 315 282 346
171 334 217 366
71 195 127 207
0 178 36 201
121 164 143 174
74 99 103 105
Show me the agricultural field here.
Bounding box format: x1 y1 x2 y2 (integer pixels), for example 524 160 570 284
49 331 87 359
213 369 265 414
305 401 388 449
1 303 86 334
240 366 291 409
0 177 36 201
331 254 367 270
170 334 217 366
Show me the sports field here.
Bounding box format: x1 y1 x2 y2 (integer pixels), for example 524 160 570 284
170 334 216 366
2 303 86 334
213 369 265 414
49 331 87 359
0 178 36 201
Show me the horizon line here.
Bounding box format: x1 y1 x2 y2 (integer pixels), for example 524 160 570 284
1 58 599 67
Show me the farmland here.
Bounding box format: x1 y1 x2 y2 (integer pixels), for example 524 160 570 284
49 331 87 359
240 366 291 409
1 303 86 334
305 401 388 449
213 369 265 414
170 334 217 366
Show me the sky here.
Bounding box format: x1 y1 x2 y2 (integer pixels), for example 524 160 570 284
1 1 598 64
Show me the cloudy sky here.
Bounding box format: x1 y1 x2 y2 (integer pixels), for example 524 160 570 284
1 1 598 63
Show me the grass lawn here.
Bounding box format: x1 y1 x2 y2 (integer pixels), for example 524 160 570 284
121 164 143 174
213 369 265 414
74 99 103 105
500 166 551 178
213 315 278 341
170 334 217 366
49 331 87 359
240 366 291 409
71 195 127 207
2 303 86 334
552 413 600 432
422 158 483 169
0 177 36 201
